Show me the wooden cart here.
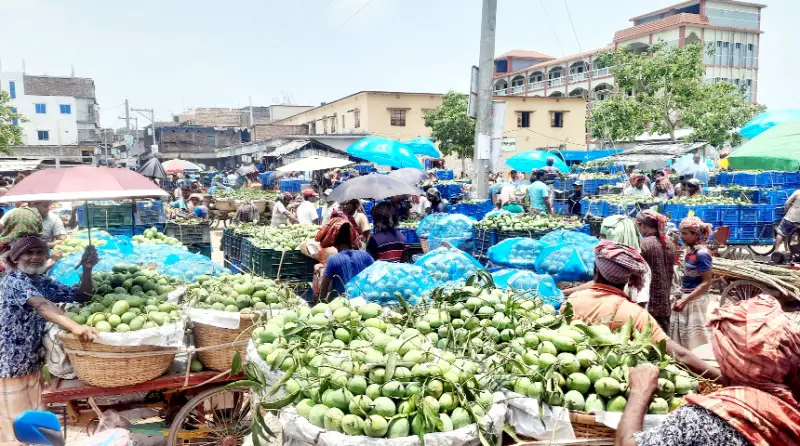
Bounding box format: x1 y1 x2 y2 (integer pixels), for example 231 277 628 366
44 365 250 446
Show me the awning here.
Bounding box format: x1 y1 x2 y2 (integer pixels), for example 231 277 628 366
585 142 708 166
728 121 800 171
0 160 42 172
556 149 623 162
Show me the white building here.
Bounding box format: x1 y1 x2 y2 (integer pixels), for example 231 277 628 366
0 72 100 146
493 0 764 146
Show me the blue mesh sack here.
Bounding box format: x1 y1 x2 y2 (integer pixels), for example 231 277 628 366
414 247 483 285
487 237 543 269
417 213 447 238
49 250 129 286
539 229 599 247
534 242 596 282
346 261 434 306
490 268 565 308
427 214 477 251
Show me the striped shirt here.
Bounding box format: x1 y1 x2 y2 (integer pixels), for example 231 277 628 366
367 229 406 262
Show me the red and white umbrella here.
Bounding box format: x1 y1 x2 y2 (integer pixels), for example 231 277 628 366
0 166 169 203
162 159 202 173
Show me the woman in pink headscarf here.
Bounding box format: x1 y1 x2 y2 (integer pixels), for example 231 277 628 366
672 216 714 349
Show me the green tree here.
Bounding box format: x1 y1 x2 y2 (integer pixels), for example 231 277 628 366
423 91 474 172
588 42 762 147
0 90 24 154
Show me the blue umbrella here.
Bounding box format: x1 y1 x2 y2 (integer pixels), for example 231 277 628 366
405 137 442 158
506 151 569 173
740 109 800 139
346 137 423 169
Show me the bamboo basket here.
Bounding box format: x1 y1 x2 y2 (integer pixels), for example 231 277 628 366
192 313 258 372
58 333 176 388
569 411 616 440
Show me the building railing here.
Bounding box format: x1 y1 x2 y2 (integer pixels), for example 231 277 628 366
549 77 564 87
568 72 587 83
510 84 525 94
494 88 508 96
529 80 546 90
591 67 611 78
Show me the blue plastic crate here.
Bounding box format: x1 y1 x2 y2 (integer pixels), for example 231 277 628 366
664 203 687 222
719 205 740 224
786 172 800 186
757 205 781 223
353 164 374 175
133 223 165 235
732 173 757 187
756 172 775 187
732 224 775 243
228 258 244 274
739 205 759 223
399 227 420 245
772 172 787 185
435 170 454 180
106 226 134 238
279 179 302 193
693 205 721 224
584 200 606 216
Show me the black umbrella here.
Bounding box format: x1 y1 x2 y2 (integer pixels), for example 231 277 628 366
327 174 421 202
137 158 167 180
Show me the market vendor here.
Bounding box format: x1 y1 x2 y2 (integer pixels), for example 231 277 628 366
567 240 720 380
616 295 800 446
636 210 677 332
528 170 552 214
297 190 320 225
268 194 295 227
651 170 674 199
671 216 712 350
0 238 99 443
317 222 374 301
502 197 524 214
342 199 371 244
424 188 445 215
624 174 651 197
772 189 800 254
682 178 703 197
0 202 66 249
567 181 584 215
367 202 405 262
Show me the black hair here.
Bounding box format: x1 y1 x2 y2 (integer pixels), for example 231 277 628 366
335 223 352 246
510 170 517 176
535 170 546 180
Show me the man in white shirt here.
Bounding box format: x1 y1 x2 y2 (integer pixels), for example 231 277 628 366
270 194 297 227
297 190 320 225
0 202 67 248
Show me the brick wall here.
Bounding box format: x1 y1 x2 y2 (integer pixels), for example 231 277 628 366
157 128 241 154
23 75 96 98
253 124 308 141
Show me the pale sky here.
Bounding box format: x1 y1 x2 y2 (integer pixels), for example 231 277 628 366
1 0 796 127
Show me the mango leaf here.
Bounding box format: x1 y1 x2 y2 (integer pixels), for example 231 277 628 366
268 364 298 397
42 365 51 386
385 352 397 382
412 413 426 446
226 380 263 390
503 424 522 444
230 351 242 375
262 389 299 410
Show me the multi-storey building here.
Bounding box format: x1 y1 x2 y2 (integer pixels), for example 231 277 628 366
0 72 100 146
493 0 763 108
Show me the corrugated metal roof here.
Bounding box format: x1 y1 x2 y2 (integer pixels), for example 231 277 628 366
267 140 346 158
586 142 707 165
0 160 41 172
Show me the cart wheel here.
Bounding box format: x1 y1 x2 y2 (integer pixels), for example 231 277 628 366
720 280 768 308
721 246 753 261
785 226 800 258
167 386 252 446
747 244 775 256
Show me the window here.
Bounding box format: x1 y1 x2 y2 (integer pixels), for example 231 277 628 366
322 119 327 134
35 103 46 114
550 111 564 128
60 104 71 114
207 135 216 145
330 116 336 133
517 111 531 128
11 107 18 126
390 109 407 126
341 115 345 130
37 130 50 141
354 110 361 128
9 81 15 99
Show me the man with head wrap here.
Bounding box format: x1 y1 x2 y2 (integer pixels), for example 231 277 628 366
672 216 714 349
637 210 677 331
0 237 99 442
617 295 800 446
624 173 651 197
568 240 719 380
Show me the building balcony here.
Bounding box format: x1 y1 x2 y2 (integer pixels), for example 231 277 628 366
510 85 525 94
549 77 564 87
568 72 587 83
591 67 612 78
494 88 508 96
529 80 546 91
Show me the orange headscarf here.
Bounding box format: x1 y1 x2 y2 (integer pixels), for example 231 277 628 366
685 295 800 446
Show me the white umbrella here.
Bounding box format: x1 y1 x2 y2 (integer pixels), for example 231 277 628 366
277 156 353 173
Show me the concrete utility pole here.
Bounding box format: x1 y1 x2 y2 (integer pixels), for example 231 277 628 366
473 0 497 198
124 100 130 130
132 107 156 147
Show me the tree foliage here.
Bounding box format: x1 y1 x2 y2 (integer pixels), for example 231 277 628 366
588 42 762 147
424 91 474 167
0 90 24 154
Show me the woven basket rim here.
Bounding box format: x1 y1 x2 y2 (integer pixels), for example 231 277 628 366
57 332 176 352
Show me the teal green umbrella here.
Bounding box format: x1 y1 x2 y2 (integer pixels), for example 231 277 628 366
727 121 800 171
